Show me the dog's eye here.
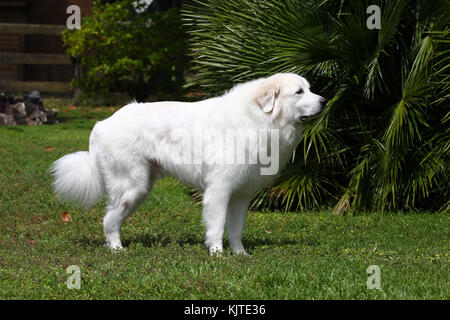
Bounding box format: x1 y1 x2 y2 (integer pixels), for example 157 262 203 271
296 88 304 95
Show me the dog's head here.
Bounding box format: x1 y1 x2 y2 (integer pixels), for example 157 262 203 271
255 73 326 124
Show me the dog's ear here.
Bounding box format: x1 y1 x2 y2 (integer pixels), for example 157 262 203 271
256 86 281 119
256 87 280 113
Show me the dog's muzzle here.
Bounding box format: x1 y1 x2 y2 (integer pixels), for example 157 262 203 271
300 97 327 122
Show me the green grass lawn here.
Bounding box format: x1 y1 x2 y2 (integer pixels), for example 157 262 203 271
0 98 448 299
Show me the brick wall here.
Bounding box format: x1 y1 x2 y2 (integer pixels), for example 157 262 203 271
0 0 93 82
0 1 27 80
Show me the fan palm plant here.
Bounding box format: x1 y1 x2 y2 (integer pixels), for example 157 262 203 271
182 0 449 213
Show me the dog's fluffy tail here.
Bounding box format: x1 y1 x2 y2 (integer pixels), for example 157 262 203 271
50 151 104 208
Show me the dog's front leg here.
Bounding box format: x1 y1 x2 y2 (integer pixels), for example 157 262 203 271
202 185 231 255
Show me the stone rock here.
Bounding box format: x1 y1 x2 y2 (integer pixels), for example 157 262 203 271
0 92 8 113
0 113 14 125
46 108 58 124
24 91 43 114
0 92 58 126
10 102 28 125
26 90 41 101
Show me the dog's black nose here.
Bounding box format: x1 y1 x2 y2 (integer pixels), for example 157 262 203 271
319 96 327 105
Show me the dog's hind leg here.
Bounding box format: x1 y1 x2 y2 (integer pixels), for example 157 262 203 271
226 194 251 255
102 162 154 250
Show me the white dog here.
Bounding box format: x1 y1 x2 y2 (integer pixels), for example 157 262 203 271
51 73 326 254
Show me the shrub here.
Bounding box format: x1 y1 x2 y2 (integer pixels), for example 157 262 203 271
183 0 449 213
63 0 187 101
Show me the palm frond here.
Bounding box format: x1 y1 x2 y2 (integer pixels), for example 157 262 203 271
184 0 450 212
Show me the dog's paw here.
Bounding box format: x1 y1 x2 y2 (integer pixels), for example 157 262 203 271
104 241 124 252
208 246 223 257
232 249 247 256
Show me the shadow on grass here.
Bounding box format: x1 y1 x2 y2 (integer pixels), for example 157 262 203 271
3 126 25 133
244 236 320 251
74 233 320 251
122 234 204 248
73 233 203 249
